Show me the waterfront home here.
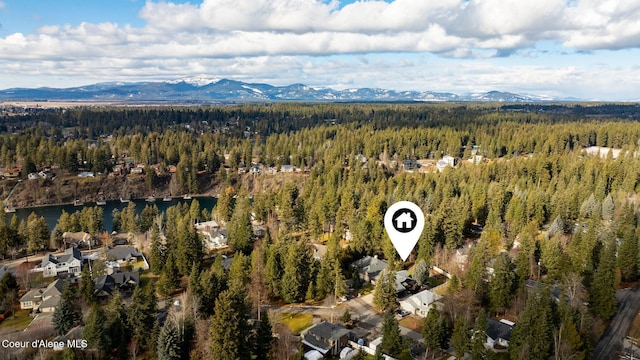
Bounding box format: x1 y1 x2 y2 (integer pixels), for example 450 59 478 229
41 248 83 278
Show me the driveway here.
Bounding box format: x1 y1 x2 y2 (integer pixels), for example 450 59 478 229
592 285 640 360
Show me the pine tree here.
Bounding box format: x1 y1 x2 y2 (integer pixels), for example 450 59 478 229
209 289 251 360
509 285 557 360
105 291 130 358
471 309 488 360
373 268 397 311
465 238 490 301
280 241 311 303
380 310 404 357
451 316 470 359
489 253 515 315
422 308 446 358
589 240 617 319
228 199 254 254
413 259 429 287
84 305 110 354
128 284 158 351
53 282 82 336
252 312 275 360
79 265 95 305
149 222 166 274
601 194 615 221
617 222 637 282
199 267 225 316
157 318 182 360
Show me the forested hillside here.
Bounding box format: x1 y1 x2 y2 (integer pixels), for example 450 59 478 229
2 103 640 359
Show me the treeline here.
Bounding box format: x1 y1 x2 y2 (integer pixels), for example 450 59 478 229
2 104 640 174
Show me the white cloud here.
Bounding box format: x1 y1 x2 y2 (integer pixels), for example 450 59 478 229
0 1 5 10
0 0 640 99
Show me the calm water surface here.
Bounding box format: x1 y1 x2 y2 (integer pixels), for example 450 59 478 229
12 197 217 232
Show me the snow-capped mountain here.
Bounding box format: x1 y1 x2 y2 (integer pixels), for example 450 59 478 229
0 78 563 102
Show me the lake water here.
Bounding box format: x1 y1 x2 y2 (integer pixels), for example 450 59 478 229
11 196 217 232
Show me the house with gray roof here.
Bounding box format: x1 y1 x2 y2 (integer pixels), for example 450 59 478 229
105 246 148 271
399 288 442 317
301 321 352 357
352 255 387 284
20 279 66 313
41 247 83 278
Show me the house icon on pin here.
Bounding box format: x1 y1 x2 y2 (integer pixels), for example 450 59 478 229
395 211 414 229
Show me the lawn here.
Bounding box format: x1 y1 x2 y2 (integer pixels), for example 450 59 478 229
279 312 313 335
399 316 423 333
0 310 33 335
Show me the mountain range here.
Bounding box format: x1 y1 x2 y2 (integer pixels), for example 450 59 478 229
0 76 560 103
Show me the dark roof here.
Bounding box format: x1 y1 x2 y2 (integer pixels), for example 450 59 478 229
487 319 513 341
41 247 82 267
94 271 140 296
524 280 562 301
305 321 351 342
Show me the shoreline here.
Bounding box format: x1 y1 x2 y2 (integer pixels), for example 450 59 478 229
7 192 215 211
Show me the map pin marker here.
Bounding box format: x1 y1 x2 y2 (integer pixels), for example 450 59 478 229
384 201 424 261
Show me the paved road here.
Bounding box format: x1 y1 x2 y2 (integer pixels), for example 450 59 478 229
593 286 640 360
268 293 422 343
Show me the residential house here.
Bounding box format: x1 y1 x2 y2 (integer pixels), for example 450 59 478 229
105 246 149 272
301 321 352 357
378 269 416 295
252 224 267 237
352 256 387 284
486 319 515 349
62 231 93 248
454 246 470 271
249 164 261 174
436 155 456 172
28 172 41 180
402 159 417 171
20 279 66 313
399 289 443 317
78 171 94 178
112 164 127 176
195 221 228 250
264 167 278 175
3 167 21 178
41 247 83 278
94 271 140 301
39 170 55 180
280 165 294 173
130 166 144 175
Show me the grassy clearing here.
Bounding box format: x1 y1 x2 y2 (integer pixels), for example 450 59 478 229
0 310 33 335
399 316 423 333
280 312 313 335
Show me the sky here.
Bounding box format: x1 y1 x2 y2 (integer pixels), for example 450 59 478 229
0 0 639 100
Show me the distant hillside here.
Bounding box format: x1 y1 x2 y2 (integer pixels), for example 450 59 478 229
0 76 561 103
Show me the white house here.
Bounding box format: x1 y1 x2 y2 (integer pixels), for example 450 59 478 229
436 155 456 172
41 248 83 278
399 289 442 317
195 221 228 250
